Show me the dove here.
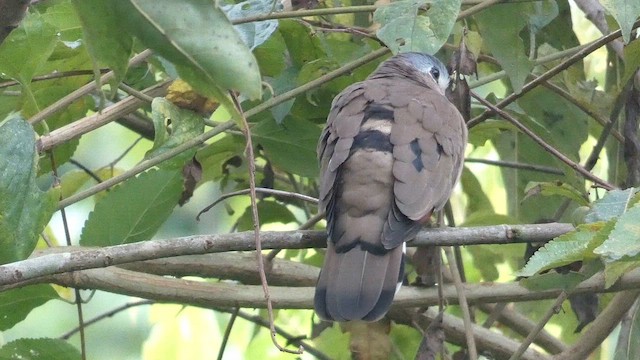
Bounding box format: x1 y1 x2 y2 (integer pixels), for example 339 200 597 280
314 52 467 321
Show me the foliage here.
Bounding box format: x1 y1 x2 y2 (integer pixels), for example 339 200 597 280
0 0 640 359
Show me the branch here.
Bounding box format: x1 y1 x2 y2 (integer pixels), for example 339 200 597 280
37 80 169 152
393 308 549 360
471 91 616 190
28 50 154 125
55 47 391 208
467 20 640 128
552 290 640 360
0 223 574 287
37 266 640 315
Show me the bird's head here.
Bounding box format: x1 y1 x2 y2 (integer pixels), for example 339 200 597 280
374 52 450 94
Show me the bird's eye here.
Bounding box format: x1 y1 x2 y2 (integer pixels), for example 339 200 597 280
429 67 440 80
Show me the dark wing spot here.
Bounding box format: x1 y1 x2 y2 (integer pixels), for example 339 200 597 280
410 138 424 171
362 104 394 123
436 142 444 159
335 238 389 255
352 130 393 153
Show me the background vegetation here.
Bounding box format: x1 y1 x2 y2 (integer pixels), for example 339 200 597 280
1 0 640 359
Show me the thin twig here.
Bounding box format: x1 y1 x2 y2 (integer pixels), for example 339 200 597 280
29 50 153 125
215 308 332 360
467 20 640 128
197 187 318 220
542 80 624 143
457 0 504 19
0 69 108 89
60 300 154 340
509 292 568 360
465 158 563 175
37 80 169 152
471 91 616 190
552 290 640 360
444 247 478 360
217 308 239 360
48 151 87 360
68 159 104 184
265 212 325 262
230 93 302 355
55 47 390 209
118 83 155 103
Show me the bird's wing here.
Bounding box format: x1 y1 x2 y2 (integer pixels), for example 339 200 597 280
383 80 468 249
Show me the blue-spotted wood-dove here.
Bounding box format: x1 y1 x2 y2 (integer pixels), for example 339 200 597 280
314 52 468 321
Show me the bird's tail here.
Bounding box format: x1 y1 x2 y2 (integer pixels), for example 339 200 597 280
314 243 404 321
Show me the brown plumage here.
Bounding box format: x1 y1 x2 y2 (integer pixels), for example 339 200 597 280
314 53 468 321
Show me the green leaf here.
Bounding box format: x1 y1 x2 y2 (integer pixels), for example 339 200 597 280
71 0 133 82
594 204 640 261
527 0 558 34
0 115 58 264
613 298 640 360
145 98 205 168
460 167 494 216
80 169 183 246
517 222 612 277
516 87 588 162
374 0 461 54
604 259 640 288
622 39 640 87
0 285 58 331
0 13 58 115
523 181 590 206
585 188 638 223
313 324 352 360
113 0 262 100
236 200 297 231
467 119 514 147
0 13 58 84
600 0 640 43
221 0 279 50
197 134 246 182
252 116 321 177
520 271 586 291
476 3 533 93
0 338 81 360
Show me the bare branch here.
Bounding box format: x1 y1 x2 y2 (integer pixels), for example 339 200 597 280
29 50 154 125
28 263 640 311
0 223 574 287
471 91 616 190
37 80 169 152
552 290 640 360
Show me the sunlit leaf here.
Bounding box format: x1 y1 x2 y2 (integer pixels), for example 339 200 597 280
222 0 279 50
374 0 461 54
113 0 262 100
517 222 612 277
600 0 640 43
585 188 639 223
594 204 640 261
145 97 205 168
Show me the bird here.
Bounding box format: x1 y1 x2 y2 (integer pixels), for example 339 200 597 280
314 52 468 321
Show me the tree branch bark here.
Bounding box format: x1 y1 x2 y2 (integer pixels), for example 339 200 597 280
0 223 574 287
